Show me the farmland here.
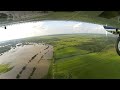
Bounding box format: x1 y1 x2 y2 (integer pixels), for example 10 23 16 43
44 34 120 79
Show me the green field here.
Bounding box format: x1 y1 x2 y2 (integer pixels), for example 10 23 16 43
1 34 120 79
44 34 120 79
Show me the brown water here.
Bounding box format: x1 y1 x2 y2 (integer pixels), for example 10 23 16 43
0 43 53 79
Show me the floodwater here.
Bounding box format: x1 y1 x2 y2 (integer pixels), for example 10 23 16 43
0 43 53 79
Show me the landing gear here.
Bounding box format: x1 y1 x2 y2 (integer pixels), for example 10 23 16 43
115 34 120 56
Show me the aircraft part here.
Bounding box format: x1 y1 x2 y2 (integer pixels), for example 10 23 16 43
115 36 120 56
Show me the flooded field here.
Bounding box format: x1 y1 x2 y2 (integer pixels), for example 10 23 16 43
0 43 53 79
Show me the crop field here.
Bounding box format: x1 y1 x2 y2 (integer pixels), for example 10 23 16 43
44 34 120 79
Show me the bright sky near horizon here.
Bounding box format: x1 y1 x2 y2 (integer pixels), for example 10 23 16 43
0 20 108 42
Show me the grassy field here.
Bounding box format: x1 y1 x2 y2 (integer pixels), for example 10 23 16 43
43 34 120 79
1 34 120 79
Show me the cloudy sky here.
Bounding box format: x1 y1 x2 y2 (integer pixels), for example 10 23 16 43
0 20 109 42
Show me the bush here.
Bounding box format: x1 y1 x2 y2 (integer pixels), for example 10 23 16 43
16 74 20 79
22 66 26 70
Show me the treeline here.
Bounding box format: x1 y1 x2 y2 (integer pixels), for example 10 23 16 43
0 46 11 54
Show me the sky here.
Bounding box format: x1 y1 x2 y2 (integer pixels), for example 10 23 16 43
0 20 109 42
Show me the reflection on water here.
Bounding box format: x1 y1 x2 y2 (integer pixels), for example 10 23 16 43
0 20 106 42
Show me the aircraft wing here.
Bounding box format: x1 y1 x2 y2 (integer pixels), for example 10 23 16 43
99 11 120 19
103 25 120 35
98 11 120 34
75 11 120 28
0 11 120 29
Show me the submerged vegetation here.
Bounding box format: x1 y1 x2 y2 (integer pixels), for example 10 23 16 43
0 64 13 74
